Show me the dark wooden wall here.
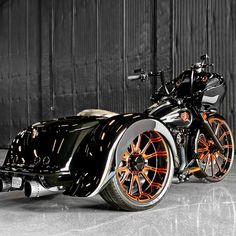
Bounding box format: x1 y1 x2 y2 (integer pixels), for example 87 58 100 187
0 0 235 147
173 0 236 129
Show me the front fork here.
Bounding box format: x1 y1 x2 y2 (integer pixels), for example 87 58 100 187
173 131 201 183
200 112 224 153
173 111 224 183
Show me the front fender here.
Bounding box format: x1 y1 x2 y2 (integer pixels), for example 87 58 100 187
67 114 177 197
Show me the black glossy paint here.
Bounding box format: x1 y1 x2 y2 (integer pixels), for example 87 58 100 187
0 112 178 197
0 56 233 199
65 114 177 197
4 116 99 171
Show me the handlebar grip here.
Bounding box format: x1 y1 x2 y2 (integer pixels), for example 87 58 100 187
128 75 141 81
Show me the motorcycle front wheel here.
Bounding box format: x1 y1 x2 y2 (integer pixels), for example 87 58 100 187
194 115 234 182
100 130 174 211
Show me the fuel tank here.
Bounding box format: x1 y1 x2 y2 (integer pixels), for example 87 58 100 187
145 100 193 128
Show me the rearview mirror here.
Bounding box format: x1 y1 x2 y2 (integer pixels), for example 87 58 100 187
200 54 209 61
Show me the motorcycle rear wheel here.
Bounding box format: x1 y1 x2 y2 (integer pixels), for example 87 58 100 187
194 115 234 182
100 130 174 211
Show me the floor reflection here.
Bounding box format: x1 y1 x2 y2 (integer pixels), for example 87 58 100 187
0 166 235 236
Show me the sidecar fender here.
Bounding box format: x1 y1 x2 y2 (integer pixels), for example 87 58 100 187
67 114 177 197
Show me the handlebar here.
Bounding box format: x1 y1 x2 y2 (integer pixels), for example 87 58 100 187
127 75 141 81
128 55 213 98
128 71 161 81
128 70 170 95
127 73 149 81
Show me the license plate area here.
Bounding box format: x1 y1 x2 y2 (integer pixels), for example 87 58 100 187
12 177 23 189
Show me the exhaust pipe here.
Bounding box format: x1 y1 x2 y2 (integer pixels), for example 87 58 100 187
24 181 62 198
0 178 12 192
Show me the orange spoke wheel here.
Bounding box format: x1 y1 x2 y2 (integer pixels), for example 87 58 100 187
116 131 170 201
100 130 174 211
195 116 234 182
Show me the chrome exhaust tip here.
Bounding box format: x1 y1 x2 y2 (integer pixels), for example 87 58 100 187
0 178 12 192
24 181 62 198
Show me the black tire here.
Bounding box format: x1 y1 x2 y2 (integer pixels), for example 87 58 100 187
194 115 234 182
100 130 174 211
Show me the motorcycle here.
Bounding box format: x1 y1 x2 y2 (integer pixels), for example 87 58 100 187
0 55 234 211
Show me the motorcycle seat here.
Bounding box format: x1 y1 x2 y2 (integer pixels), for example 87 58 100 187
77 109 118 118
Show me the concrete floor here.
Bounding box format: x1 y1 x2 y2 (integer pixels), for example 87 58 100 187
0 149 235 236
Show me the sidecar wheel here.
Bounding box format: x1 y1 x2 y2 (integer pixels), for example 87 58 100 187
194 116 234 182
100 130 174 211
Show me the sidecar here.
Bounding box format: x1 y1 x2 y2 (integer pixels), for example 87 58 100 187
0 109 177 211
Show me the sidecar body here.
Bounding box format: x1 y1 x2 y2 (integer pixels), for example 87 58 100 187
0 109 177 203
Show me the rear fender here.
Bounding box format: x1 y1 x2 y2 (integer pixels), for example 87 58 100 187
67 114 177 197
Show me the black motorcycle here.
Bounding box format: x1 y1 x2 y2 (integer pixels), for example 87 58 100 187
0 55 234 211
102 54 234 209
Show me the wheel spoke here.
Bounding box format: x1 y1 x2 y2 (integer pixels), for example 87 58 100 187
134 174 142 195
211 155 215 177
142 192 152 200
120 168 131 184
144 165 167 173
214 122 222 136
223 144 233 149
130 143 135 153
150 136 162 142
198 147 208 153
204 154 211 172
128 173 135 194
214 155 223 173
151 182 162 188
219 131 230 141
135 134 142 153
140 139 152 154
199 151 210 161
216 152 228 162
141 171 162 188
140 171 152 186
117 166 128 173
127 173 142 195
143 151 167 159
143 152 157 159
